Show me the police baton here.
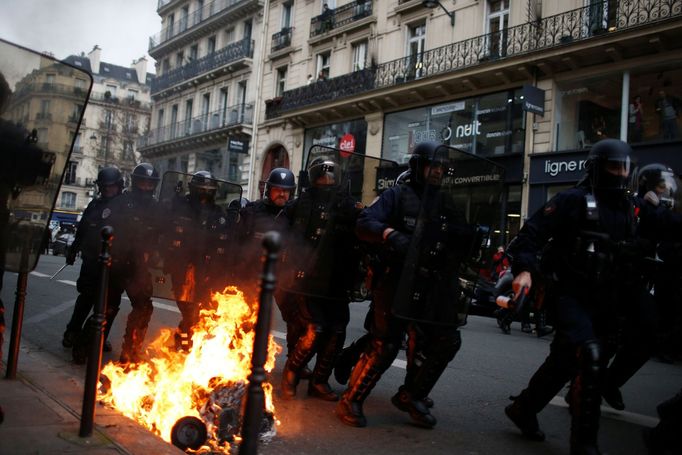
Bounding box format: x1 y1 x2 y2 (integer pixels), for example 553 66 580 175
50 263 69 280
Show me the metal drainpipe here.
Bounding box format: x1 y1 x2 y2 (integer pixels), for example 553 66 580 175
620 70 630 142
246 0 271 199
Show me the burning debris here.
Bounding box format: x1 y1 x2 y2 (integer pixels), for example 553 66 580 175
98 286 280 453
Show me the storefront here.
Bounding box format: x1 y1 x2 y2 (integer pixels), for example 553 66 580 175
302 118 367 167
380 88 527 246
528 141 682 216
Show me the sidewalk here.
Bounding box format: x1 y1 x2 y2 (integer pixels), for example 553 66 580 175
0 340 183 455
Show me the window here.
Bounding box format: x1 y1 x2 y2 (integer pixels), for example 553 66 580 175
180 5 189 31
407 23 426 80
166 13 175 40
225 28 235 44
352 41 367 72
220 88 229 124
127 89 138 100
157 109 164 131
170 104 179 138
61 192 77 209
46 74 55 85
276 67 287 96
243 20 252 41
201 93 210 129
281 2 293 29
106 84 117 97
40 99 50 114
70 104 81 121
189 44 198 61
162 59 170 73
124 113 136 133
176 51 184 67
37 128 48 143
75 78 86 92
123 141 134 161
185 98 194 134
208 36 216 54
197 0 204 21
628 65 682 143
65 161 77 185
316 51 331 80
555 76 622 151
486 0 510 58
237 82 247 122
104 110 114 128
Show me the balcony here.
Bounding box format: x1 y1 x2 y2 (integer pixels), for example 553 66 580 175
138 103 253 149
271 27 293 53
267 0 682 120
151 39 254 96
36 112 52 120
148 0 262 57
310 0 373 38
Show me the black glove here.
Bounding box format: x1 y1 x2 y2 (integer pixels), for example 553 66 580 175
386 230 411 256
65 249 76 265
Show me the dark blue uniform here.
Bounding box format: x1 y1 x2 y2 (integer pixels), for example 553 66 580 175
507 184 681 450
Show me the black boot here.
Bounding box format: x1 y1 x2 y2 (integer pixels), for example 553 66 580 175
308 330 344 401
391 387 436 428
336 341 397 428
281 324 320 399
570 341 602 455
505 397 546 441
534 309 554 338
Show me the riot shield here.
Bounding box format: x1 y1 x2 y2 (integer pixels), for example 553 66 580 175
279 145 399 300
392 145 505 326
0 39 92 272
150 171 243 304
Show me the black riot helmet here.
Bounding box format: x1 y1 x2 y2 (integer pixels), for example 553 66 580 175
189 170 218 205
582 139 634 195
95 166 124 196
638 163 680 209
308 156 339 187
265 167 296 202
408 141 442 185
131 162 160 197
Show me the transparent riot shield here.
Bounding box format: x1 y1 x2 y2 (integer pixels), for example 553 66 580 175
150 171 242 305
392 145 505 326
0 39 92 272
279 145 399 300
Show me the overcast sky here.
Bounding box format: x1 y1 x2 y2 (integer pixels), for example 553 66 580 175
0 0 161 72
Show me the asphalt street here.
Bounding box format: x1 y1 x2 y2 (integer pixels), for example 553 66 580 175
2 253 680 454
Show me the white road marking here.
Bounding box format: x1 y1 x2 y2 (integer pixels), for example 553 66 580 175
57 279 77 286
548 395 658 427
24 300 77 324
30 271 51 278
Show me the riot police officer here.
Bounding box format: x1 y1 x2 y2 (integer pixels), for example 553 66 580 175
165 170 229 351
336 141 469 428
62 166 124 357
280 156 363 402
106 162 160 363
505 139 681 454
234 168 300 345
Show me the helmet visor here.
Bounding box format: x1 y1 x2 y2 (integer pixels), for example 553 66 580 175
658 170 682 211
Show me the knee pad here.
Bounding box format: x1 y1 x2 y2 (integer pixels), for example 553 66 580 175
370 338 400 369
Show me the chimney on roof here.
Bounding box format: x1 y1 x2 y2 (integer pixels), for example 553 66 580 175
88 45 101 74
132 56 148 84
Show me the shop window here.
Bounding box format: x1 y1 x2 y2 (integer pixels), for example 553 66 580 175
555 75 622 151
382 88 524 163
628 65 682 143
61 191 77 209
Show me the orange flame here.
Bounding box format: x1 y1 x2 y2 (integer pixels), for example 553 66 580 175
99 286 280 452
179 264 196 302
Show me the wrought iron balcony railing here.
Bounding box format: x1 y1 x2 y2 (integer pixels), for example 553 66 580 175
310 0 373 38
138 103 253 148
149 0 247 51
151 39 254 95
271 27 293 52
267 0 682 119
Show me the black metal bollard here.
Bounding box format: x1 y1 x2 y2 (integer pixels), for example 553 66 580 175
239 231 281 455
79 226 113 438
5 234 31 379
